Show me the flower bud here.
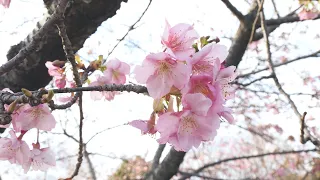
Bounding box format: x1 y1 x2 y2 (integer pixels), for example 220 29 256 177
21 88 32 97
7 99 18 113
52 60 65 68
47 90 54 101
153 98 164 112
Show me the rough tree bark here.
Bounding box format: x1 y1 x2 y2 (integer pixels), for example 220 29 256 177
1 0 127 92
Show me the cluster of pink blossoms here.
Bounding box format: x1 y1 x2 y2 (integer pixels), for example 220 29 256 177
88 58 130 101
130 21 237 152
0 89 56 172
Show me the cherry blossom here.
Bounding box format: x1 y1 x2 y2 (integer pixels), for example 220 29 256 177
161 20 199 60
15 104 56 132
129 113 157 135
45 61 64 77
134 52 191 98
188 43 228 75
45 61 66 88
104 58 130 84
0 0 11 8
54 76 67 89
4 104 29 131
89 74 118 101
156 93 214 151
212 59 237 100
0 130 30 165
298 9 319 20
22 143 56 173
181 75 216 100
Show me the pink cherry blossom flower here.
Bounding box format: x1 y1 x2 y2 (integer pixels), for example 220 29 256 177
23 143 55 173
0 130 30 165
181 75 215 100
212 60 237 100
129 113 157 135
54 76 66 89
56 80 76 103
15 104 56 132
156 112 180 144
188 43 228 75
218 107 234 124
89 74 118 101
134 52 191 98
5 104 30 131
156 93 214 151
45 61 64 78
56 94 73 103
0 0 11 8
161 20 199 60
104 58 130 84
298 9 318 20
45 61 67 88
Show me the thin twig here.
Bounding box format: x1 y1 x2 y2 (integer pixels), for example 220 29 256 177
270 0 280 18
300 112 307 144
238 49 320 78
179 148 318 180
259 0 299 118
106 0 153 60
234 74 274 87
258 0 320 147
86 123 128 145
84 146 97 180
248 0 264 44
57 18 84 179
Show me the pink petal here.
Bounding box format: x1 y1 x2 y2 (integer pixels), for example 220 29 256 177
129 120 149 134
106 59 121 69
183 93 212 116
90 91 104 101
36 112 56 131
178 133 201 152
134 64 156 84
216 66 236 83
147 74 173 98
156 113 180 142
209 44 228 63
172 62 191 89
0 0 11 8
118 61 130 75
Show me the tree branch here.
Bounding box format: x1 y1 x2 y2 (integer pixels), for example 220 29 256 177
145 148 186 180
265 14 320 27
0 0 70 76
145 144 166 179
221 0 245 22
225 1 259 67
179 148 318 179
258 0 320 147
106 0 153 60
237 50 320 78
57 19 84 180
